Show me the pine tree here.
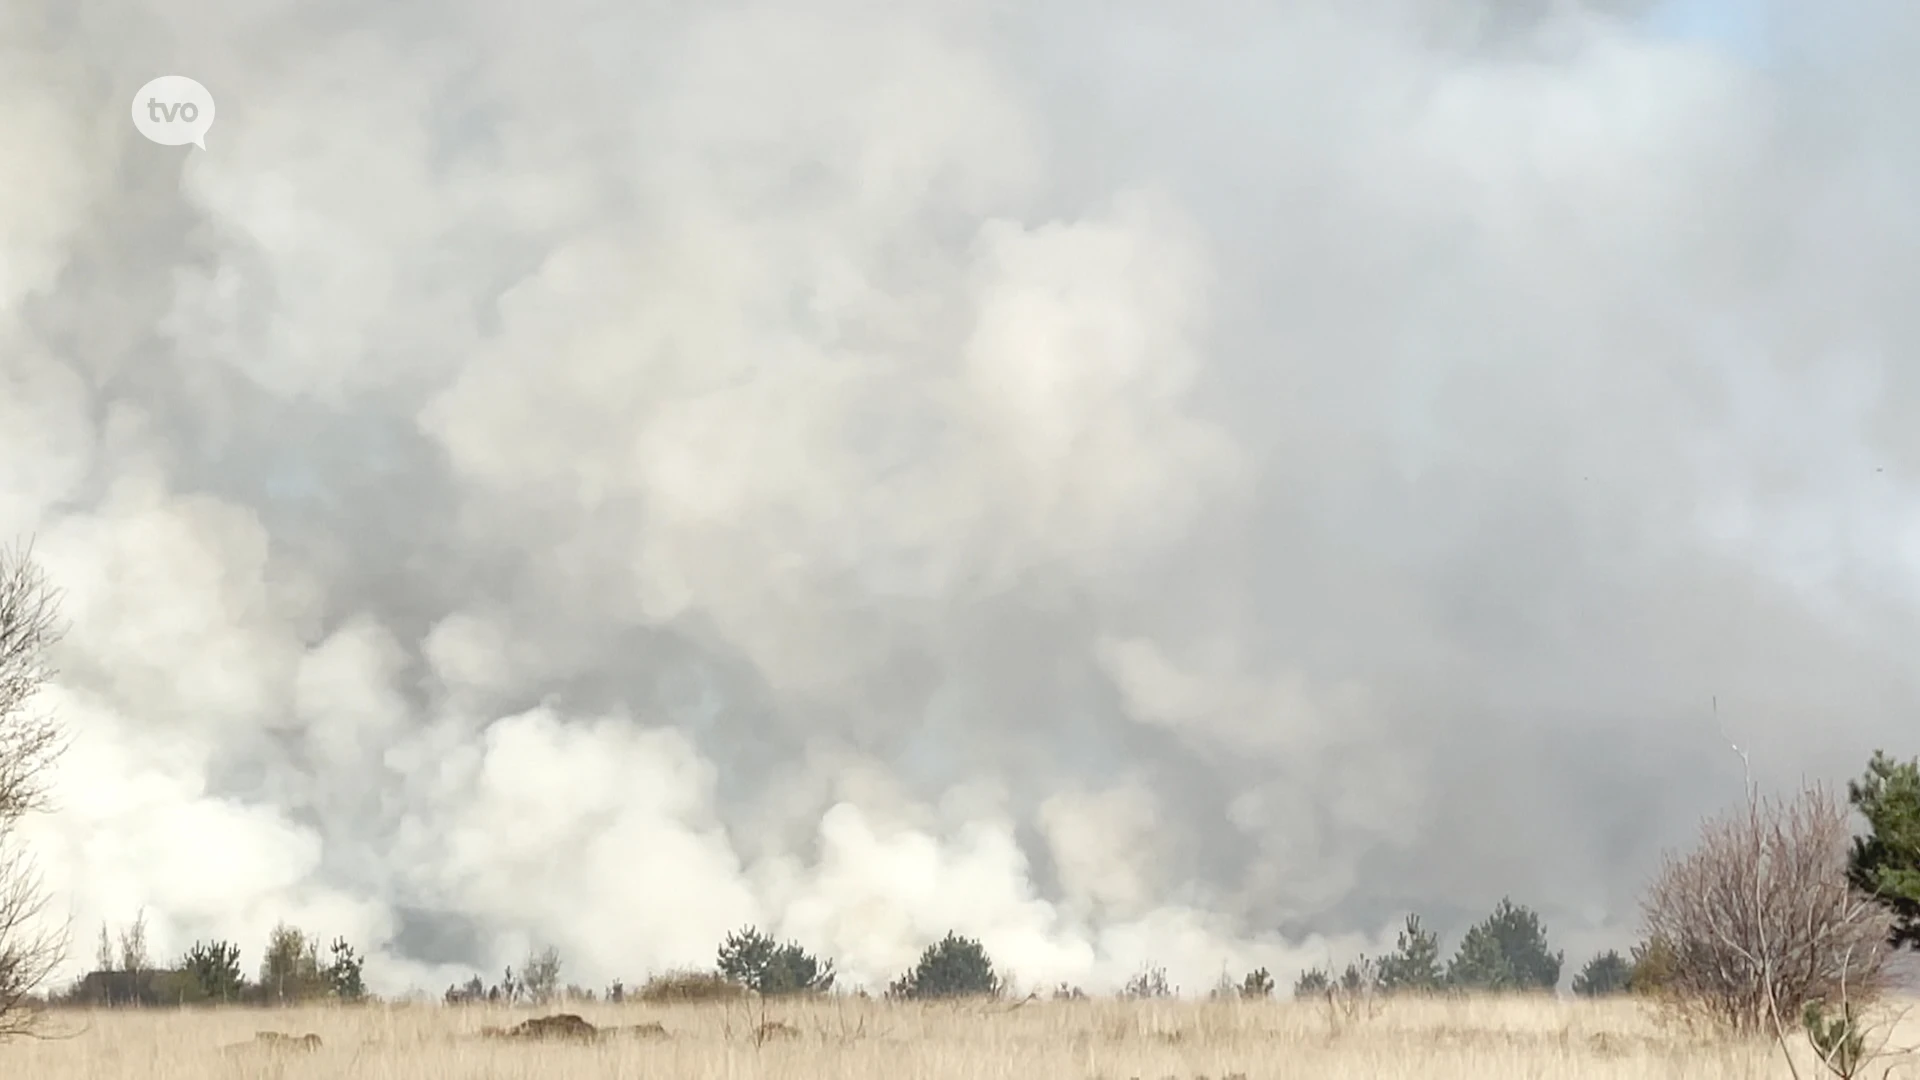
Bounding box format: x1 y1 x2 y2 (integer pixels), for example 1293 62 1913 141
322 938 366 1001
180 940 244 1002
1293 967 1330 997
888 932 999 999
1376 914 1444 993
1571 950 1632 997
717 926 777 987
1445 898 1561 992
1848 750 1920 950
716 926 835 995
760 941 835 994
1239 967 1275 998
1446 923 1518 991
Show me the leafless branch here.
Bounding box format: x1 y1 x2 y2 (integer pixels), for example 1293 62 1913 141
0 541 67 825
0 826 66 1037
0 542 69 1038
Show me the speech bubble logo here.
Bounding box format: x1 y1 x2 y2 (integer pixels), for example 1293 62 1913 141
131 75 216 149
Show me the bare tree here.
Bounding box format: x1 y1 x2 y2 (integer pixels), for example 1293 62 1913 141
1640 779 1895 1043
116 908 149 974
0 542 67 1036
0 542 63 822
521 945 562 1005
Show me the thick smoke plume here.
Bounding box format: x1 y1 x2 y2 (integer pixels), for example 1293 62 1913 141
3 0 1917 995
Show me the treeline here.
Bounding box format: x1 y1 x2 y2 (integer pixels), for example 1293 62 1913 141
1295 749 1920 1026
431 744 1919 1039
442 927 1003 1005
40 746 1920 1036
52 913 365 1008
1282 746 1920 1080
427 902 1654 1008
1281 898 1634 1004
1293 899 1566 999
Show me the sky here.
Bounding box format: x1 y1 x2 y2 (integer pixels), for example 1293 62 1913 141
1 0 1918 998
1645 0 1771 59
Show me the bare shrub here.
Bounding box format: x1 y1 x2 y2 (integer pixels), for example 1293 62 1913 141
520 945 562 1005
1121 964 1172 1000
1639 780 1894 1037
1309 955 1383 1040
636 969 748 1003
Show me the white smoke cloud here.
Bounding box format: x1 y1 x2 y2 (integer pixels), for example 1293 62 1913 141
2 0 1917 999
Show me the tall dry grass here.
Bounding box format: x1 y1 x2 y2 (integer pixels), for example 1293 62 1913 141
4 993 1916 1079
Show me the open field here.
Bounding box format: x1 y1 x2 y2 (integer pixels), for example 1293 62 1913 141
7 995 1917 1080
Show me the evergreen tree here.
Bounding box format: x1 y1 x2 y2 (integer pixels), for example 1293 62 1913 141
180 940 244 1002
1293 967 1330 997
888 932 1000 999
1239 967 1275 998
322 937 366 1001
1446 898 1561 992
716 926 835 995
717 926 777 987
1571 950 1633 997
1338 956 1380 994
1376 914 1444 993
760 941 835 995
1848 750 1920 950
1446 923 1518 991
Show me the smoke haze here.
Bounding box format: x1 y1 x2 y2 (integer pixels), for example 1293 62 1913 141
4 0 1918 995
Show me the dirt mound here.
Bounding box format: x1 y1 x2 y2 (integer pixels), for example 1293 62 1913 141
617 1021 669 1038
475 1013 675 1044
482 1013 602 1042
222 1031 322 1054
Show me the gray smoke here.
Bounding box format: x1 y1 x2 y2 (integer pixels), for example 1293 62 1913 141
3 0 1917 996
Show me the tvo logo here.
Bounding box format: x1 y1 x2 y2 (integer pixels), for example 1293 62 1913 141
131 76 216 149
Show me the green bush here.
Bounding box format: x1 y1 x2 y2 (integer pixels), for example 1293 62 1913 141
1240 967 1275 998
1626 936 1679 996
888 932 1000 1000
1293 967 1331 997
147 969 209 1005
1571 950 1633 997
715 926 836 995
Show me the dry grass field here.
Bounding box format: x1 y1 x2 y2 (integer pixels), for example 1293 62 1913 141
6 994 1917 1080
